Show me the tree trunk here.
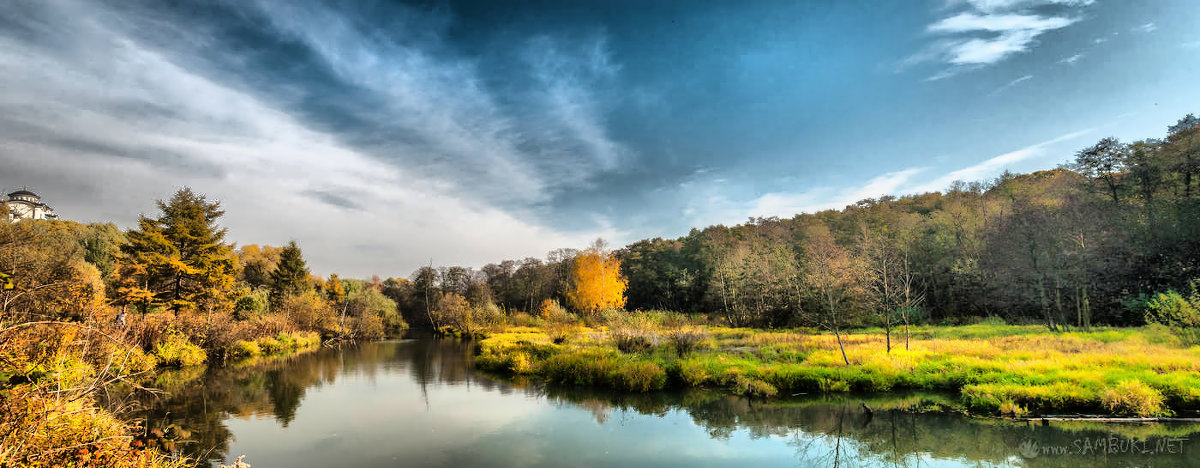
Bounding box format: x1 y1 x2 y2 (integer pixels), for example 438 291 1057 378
884 313 892 354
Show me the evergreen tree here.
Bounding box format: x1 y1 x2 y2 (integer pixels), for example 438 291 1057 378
270 241 310 303
119 188 236 314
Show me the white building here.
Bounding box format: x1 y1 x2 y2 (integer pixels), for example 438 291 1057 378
4 189 58 222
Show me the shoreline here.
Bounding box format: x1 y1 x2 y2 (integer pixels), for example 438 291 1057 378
466 321 1200 419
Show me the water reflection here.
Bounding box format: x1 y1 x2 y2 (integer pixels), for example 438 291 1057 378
106 337 1200 467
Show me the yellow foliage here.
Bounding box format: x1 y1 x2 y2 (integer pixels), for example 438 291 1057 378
565 248 627 315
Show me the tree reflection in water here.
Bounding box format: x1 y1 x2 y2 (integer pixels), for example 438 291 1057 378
103 337 1200 467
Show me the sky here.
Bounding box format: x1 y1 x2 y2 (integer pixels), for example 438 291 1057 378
1 0 1198 277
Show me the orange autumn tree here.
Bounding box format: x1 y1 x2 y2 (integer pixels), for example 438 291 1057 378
566 240 628 315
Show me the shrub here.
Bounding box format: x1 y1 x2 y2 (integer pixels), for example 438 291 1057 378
351 313 386 340
667 328 709 356
279 290 337 334
545 323 580 344
733 375 779 397
611 327 656 353
257 337 283 355
432 292 478 335
1101 380 1167 417
1145 289 1200 345
153 332 206 367
345 286 405 331
507 311 539 327
998 401 1028 417
819 378 851 392
232 289 269 320
538 299 573 322
229 340 261 359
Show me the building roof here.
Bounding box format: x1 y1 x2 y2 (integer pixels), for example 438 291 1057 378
7 190 38 198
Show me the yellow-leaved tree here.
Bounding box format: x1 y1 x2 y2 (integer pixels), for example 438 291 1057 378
566 240 628 315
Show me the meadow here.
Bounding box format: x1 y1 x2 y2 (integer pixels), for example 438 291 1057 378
473 313 1200 418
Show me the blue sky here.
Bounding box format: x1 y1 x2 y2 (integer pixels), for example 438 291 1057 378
2 0 1198 277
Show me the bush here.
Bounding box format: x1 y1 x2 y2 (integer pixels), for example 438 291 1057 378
257 337 283 355
1144 289 1200 345
538 299 573 323
351 314 386 340
229 340 261 359
1101 380 1167 417
345 286 405 332
611 327 656 353
432 292 475 334
998 401 1029 417
153 332 206 367
506 311 539 327
279 290 337 334
667 328 709 356
232 289 269 320
545 323 581 344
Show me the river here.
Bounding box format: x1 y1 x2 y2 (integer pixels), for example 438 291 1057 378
111 335 1200 467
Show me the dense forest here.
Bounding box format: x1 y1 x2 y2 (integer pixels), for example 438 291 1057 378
395 113 1200 332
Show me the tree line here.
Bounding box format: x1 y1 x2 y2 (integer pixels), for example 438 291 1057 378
6 113 1197 337
414 114 1200 339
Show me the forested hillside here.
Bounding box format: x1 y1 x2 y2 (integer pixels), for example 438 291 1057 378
412 114 1200 331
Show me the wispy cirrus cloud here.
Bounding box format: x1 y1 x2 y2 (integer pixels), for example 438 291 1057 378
909 0 1093 80
240 0 630 205
0 0 629 276
1132 22 1158 33
989 74 1033 96
907 128 1092 193
1058 53 1084 64
731 168 926 223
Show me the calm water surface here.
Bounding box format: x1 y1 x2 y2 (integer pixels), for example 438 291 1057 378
117 336 1200 467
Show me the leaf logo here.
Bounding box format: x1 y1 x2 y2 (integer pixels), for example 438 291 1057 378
1019 439 1040 459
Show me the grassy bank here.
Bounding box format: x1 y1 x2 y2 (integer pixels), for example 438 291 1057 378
473 316 1200 417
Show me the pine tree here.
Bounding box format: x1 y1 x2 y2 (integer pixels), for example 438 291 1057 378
270 241 310 304
119 188 237 314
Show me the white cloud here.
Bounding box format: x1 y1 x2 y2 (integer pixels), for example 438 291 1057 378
1058 53 1084 64
912 1 1090 79
907 128 1091 193
246 0 629 204
743 168 926 220
522 35 630 181
0 0 623 276
1133 22 1158 33
928 13 1075 34
951 0 1094 13
989 74 1033 96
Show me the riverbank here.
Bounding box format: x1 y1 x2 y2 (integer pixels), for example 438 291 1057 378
0 319 323 467
472 317 1200 417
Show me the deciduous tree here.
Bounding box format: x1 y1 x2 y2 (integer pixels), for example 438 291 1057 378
566 240 628 315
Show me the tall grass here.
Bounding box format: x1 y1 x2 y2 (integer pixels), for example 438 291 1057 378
473 321 1200 416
